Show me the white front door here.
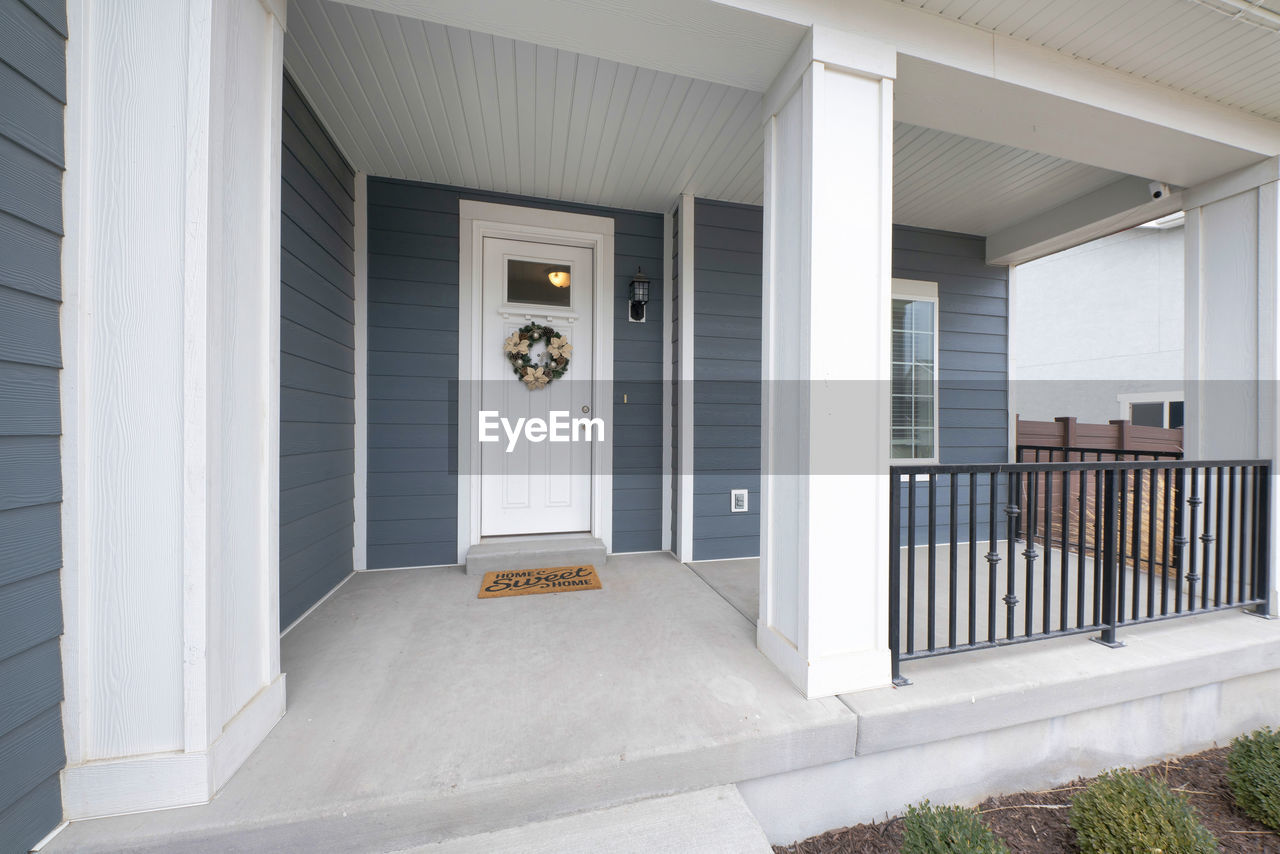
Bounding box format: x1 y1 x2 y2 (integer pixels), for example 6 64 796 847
480 237 594 536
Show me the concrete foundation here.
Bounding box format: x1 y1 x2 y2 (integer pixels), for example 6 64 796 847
737 610 1280 845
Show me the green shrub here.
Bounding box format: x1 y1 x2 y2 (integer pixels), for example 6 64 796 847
900 801 1009 854
1069 768 1217 854
1227 726 1280 830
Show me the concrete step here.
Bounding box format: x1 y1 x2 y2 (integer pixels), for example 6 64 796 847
464 534 607 576
400 787 773 854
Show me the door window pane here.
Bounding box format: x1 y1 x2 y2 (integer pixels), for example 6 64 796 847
507 259 571 307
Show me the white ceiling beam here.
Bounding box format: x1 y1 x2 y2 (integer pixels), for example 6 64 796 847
986 176 1183 266
716 0 1280 159
894 56 1264 187
327 0 806 93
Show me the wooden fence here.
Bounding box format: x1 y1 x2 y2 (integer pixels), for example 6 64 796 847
1016 417 1183 575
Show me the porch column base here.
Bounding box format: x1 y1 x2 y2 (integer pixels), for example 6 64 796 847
758 624 892 699
60 0 287 817
61 674 286 820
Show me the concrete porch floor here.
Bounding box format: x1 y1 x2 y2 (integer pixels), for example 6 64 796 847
46 553 856 853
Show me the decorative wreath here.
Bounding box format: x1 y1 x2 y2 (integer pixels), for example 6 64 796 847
503 323 573 390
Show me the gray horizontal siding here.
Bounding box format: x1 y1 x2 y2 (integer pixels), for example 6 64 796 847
279 74 355 627
366 178 665 565
892 228 1009 544
365 180 459 569
684 211 1010 560
692 199 761 561
0 1 65 849
893 225 1010 465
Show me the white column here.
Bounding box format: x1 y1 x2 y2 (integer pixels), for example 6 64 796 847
1184 156 1280 614
758 28 897 698
60 0 286 818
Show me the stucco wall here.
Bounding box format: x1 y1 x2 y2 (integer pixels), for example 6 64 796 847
1013 224 1184 424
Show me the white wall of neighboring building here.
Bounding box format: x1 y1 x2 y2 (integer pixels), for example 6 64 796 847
1012 220 1184 424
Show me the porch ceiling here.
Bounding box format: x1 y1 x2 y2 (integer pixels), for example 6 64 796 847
285 0 1138 234
284 0 767 211
893 0 1280 123
893 124 1124 236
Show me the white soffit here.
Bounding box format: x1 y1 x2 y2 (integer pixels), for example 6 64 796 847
895 55 1266 187
285 0 767 211
329 0 807 93
892 0 1280 123
893 123 1123 236
287 0 1155 236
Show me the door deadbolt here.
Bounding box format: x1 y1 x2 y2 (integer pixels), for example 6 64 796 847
581 405 590 414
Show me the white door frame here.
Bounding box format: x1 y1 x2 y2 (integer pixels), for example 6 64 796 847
458 200 615 561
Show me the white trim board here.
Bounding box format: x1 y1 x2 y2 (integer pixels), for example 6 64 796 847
356 562 463 573
1006 264 1018 464
660 206 674 552
353 173 369 571
676 194 696 563
61 674 286 820
456 200 615 561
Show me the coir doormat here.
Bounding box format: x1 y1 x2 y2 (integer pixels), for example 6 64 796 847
477 565 602 599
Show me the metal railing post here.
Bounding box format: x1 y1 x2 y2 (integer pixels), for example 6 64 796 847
1253 464 1274 618
1095 467 1124 647
889 472 909 683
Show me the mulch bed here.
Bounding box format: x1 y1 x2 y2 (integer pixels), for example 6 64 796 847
775 745 1280 853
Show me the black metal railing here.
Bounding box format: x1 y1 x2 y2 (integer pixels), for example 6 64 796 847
888 458 1272 684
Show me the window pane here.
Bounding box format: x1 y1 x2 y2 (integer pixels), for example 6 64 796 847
892 331 912 362
914 364 934 397
892 428 915 460
914 429 935 459
507 259 571 307
914 332 934 366
889 295 938 460
914 397 934 428
1169 400 1184 429
912 300 934 333
892 300 909 331
1130 402 1164 428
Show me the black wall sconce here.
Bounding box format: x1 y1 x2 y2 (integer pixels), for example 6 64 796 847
628 267 649 323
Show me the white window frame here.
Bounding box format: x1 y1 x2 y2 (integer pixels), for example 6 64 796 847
891 278 941 466
1116 391 1185 428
